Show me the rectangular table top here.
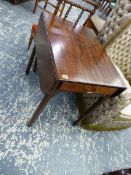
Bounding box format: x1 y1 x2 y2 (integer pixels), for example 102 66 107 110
37 12 127 90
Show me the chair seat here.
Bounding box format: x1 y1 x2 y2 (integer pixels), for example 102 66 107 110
31 24 38 36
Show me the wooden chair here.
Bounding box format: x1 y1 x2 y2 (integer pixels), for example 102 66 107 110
99 0 111 10
86 15 105 35
103 168 131 175
86 0 116 35
28 0 66 50
104 2 116 16
27 0 99 50
33 0 99 14
99 0 113 16
33 0 64 14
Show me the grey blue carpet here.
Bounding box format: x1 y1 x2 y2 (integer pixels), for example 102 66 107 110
0 1 131 175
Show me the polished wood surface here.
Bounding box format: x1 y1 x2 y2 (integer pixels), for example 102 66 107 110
39 12 126 89
30 0 99 51
27 12 127 127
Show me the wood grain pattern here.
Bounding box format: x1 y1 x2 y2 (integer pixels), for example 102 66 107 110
42 12 126 90
59 82 117 95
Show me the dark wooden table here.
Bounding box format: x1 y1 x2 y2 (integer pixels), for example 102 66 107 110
27 12 127 127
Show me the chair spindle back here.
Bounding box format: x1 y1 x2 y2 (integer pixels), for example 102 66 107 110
54 0 99 26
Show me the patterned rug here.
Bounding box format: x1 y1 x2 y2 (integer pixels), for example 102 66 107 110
0 1 131 175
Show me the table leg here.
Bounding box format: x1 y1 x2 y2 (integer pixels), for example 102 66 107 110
12 0 17 4
33 57 37 72
27 92 56 127
73 96 105 126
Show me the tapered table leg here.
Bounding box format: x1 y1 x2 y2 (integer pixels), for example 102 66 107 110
27 93 55 127
73 96 105 126
33 57 37 72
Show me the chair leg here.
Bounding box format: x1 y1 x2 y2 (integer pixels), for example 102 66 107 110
33 0 39 13
106 8 112 16
59 2 66 17
33 56 37 72
44 0 48 10
26 47 36 75
28 34 33 50
99 0 104 8
100 2 108 11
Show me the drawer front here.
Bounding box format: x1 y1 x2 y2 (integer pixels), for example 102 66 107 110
59 82 118 95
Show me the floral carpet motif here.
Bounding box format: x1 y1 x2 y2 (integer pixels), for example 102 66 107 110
0 1 131 175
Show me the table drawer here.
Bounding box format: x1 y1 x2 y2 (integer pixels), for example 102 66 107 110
59 82 117 95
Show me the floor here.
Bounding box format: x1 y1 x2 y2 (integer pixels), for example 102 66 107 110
0 1 131 175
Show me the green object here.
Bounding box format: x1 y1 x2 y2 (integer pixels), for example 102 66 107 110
76 93 131 131
80 119 129 131
112 0 116 3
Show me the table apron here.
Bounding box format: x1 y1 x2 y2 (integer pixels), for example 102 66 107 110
59 81 119 95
